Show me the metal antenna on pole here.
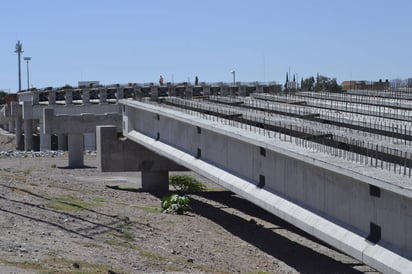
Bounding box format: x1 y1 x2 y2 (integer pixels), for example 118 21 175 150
15 40 23 92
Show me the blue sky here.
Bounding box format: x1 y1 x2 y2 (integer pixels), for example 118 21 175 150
1 0 411 92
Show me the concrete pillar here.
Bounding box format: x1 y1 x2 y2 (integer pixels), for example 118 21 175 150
150 86 158 101
68 134 84 168
82 89 90 104
8 120 15 133
39 120 51 151
32 92 39 105
239 85 247 97
224 86 230 96
58 134 67 151
15 116 22 150
65 90 73 105
116 87 124 101
48 90 56 105
141 171 169 192
185 87 193 99
133 87 141 100
24 119 33 151
99 88 107 104
203 85 211 95
84 132 96 151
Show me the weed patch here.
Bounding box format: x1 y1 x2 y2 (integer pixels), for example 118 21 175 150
47 195 94 211
169 175 206 192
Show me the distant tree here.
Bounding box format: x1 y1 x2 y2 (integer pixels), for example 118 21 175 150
314 74 342 92
301 76 315 91
0 90 7 105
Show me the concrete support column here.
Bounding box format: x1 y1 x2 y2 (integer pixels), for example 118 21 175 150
15 116 22 150
32 92 39 105
84 132 96 151
141 171 169 192
48 90 56 105
58 134 67 151
185 87 193 99
134 87 142 100
23 119 33 151
203 85 211 95
116 87 124 101
65 90 73 105
68 134 84 168
8 120 15 133
82 89 90 104
39 120 51 151
150 86 158 101
220 86 229 96
239 85 247 97
99 88 107 104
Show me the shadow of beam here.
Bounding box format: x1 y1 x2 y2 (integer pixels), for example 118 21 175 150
188 191 368 274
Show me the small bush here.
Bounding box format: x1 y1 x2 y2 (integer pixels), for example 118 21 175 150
169 175 206 192
161 194 191 215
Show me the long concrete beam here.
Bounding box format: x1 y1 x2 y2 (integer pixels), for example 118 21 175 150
43 108 121 134
120 99 412 273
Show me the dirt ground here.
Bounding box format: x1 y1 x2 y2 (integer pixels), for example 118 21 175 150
0 130 378 274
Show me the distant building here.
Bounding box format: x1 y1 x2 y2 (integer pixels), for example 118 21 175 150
371 79 390 90
78 81 100 88
342 79 390 91
285 72 298 90
341 80 367 90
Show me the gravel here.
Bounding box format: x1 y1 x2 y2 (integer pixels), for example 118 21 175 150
0 131 378 274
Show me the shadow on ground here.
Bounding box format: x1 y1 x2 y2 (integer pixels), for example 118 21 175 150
162 190 371 274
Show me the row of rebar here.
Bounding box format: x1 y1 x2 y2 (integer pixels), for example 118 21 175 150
154 96 412 179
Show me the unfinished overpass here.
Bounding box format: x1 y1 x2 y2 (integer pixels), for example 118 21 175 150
1 84 412 273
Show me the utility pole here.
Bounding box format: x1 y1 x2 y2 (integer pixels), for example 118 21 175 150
15 40 23 92
24 57 31 90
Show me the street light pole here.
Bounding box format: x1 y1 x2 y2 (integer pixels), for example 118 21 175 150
14 40 23 92
231 70 235 85
24 57 31 90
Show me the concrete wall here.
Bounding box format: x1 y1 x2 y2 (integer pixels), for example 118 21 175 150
122 101 412 262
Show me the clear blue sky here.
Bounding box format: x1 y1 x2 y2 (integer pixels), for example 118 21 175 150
1 0 411 92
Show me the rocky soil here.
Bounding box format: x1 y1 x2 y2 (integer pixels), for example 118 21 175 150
0 130 378 274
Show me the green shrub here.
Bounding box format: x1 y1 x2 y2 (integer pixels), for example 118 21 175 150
169 175 206 192
161 194 191 215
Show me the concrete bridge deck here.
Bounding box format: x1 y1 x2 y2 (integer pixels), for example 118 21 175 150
1 85 412 272
111 98 412 273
